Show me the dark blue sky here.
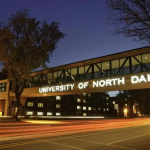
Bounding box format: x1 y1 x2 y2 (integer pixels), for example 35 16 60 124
0 0 141 68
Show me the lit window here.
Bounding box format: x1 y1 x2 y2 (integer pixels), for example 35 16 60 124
106 97 109 100
88 94 90 97
26 111 33 115
107 103 109 105
77 99 81 102
125 98 127 101
103 108 105 111
83 99 86 103
37 112 43 115
113 101 115 104
125 104 127 107
107 108 109 111
98 108 100 110
38 103 43 107
56 112 61 116
83 106 86 110
47 112 52 116
77 106 81 110
83 93 86 96
0 112 2 116
88 107 92 111
27 102 33 107
83 113 86 116
56 96 61 100
56 104 60 108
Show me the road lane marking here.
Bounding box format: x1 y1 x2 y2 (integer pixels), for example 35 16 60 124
73 138 138 150
0 123 150 149
48 141 85 150
107 132 150 145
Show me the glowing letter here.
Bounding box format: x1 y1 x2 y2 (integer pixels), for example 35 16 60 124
99 80 105 87
106 79 112 86
39 88 43 93
84 82 89 88
70 84 75 90
131 76 139 84
93 81 99 88
78 83 84 89
118 77 125 85
147 74 150 82
139 75 147 83
111 78 118 85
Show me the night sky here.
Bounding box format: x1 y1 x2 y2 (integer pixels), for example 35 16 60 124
0 0 143 96
0 0 141 68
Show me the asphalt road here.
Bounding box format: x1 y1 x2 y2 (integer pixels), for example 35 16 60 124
0 118 150 150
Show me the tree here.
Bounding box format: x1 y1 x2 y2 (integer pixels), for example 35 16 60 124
107 0 150 44
0 68 8 80
0 10 65 120
117 90 138 117
136 89 150 115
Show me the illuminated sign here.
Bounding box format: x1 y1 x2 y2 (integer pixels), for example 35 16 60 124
93 77 125 88
39 84 75 93
131 74 150 84
39 74 150 93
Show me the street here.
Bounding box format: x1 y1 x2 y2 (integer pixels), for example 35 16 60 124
0 118 150 150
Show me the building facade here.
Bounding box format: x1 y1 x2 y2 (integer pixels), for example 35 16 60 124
0 46 150 117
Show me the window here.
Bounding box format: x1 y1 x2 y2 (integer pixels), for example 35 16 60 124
83 106 86 110
120 58 130 75
113 101 115 104
56 104 60 108
77 106 81 110
98 108 100 110
37 112 43 115
88 94 91 97
102 61 110 77
56 96 61 100
85 65 92 80
83 93 86 96
79 66 84 80
125 104 127 107
107 108 109 111
88 107 92 111
106 97 109 100
94 63 101 79
71 68 77 81
83 99 86 103
48 73 52 80
111 59 119 75
56 112 61 116
47 112 53 116
103 108 106 111
77 99 81 102
131 55 142 73
27 102 33 107
38 103 43 107
107 103 109 105
26 111 33 115
83 113 86 116
142 53 150 71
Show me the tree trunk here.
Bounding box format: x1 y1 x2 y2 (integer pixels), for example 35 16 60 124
15 94 21 121
130 103 134 118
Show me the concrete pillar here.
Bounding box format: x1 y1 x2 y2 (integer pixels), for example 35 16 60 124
4 81 10 116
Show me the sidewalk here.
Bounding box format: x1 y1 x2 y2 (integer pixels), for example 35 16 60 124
0 117 17 123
